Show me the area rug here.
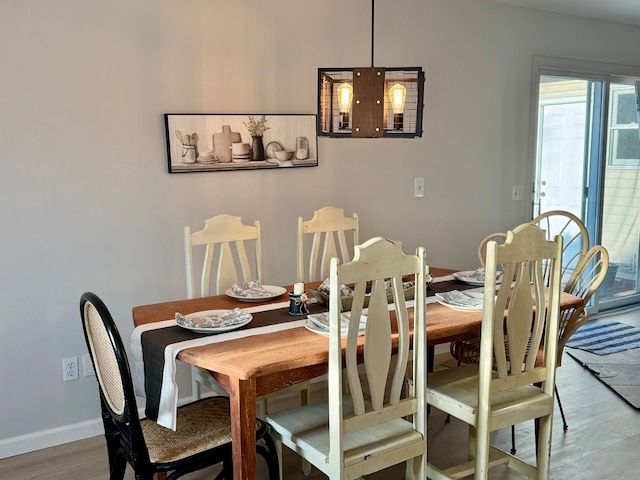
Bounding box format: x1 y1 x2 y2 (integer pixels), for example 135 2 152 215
566 321 640 409
565 321 640 355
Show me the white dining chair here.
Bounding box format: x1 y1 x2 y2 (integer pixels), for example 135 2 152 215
267 237 428 479
184 214 309 421
185 213 263 298
477 232 508 267
184 214 263 400
427 223 563 479
297 206 359 283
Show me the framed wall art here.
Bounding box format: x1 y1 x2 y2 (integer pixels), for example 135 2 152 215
164 113 318 173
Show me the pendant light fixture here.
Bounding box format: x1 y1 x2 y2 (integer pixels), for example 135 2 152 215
317 0 424 138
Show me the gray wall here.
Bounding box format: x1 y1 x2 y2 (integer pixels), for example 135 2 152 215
1 0 639 456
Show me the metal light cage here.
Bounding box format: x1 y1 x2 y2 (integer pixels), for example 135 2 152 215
317 67 424 138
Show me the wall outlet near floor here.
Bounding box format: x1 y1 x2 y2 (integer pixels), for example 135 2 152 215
62 357 78 381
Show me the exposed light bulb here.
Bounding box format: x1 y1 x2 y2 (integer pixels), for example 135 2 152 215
337 82 353 129
389 83 406 114
389 83 406 130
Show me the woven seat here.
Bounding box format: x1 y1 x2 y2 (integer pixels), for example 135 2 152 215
80 292 278 480
140 398 235 464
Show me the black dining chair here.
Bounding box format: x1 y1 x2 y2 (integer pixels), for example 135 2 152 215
79 291 278 480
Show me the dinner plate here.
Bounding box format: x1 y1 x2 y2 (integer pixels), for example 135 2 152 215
453 269 502 286
435 291 485 312
304 312 367 337
265 141 283 158
225 284 287 302
177 309 252 333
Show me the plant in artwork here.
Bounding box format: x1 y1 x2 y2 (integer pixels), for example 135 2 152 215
243 115 270 137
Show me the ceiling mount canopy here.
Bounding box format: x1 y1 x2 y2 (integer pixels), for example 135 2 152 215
317 0 425 138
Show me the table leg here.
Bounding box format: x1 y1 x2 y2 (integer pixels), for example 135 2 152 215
427 346 434 416
229 376 258 480
427 345 435 372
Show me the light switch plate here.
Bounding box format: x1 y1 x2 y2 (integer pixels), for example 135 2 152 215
512 185 523 201
414 177 425 198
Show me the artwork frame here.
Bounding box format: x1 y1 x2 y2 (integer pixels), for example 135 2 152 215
164 113 318 173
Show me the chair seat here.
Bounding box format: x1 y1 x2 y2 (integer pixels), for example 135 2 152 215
428 365 554 430
141 397 261 464
267 396 425 475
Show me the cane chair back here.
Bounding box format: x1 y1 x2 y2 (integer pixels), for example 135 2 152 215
79 292 278 480
427 223 563 479
297 206 359 282
185 214 263 297
267 237 428 479
557 245 609 366
531 210 589 285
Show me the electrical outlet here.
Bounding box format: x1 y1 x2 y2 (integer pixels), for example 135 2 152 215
82 353 95 377
63 357 78 381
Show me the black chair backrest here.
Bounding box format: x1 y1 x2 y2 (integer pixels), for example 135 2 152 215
80 292 149 462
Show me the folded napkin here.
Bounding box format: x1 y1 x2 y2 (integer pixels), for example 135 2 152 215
307 311 367 335
456 268 503 282
435 290 484 308
467 268 488 281
316 278 354 296
230 280 273 298
175 308 250 329
316 278 416 296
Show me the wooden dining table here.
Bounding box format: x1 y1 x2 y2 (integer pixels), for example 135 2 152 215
131 267 584 480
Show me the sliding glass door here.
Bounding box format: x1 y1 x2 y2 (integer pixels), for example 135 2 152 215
532 59 640 313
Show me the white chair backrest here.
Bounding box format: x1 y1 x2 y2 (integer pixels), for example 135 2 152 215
477 232 508 267
297 206 358 283
482 223 562 385
184 214 263 298
531 210 589 286
328 237 427 471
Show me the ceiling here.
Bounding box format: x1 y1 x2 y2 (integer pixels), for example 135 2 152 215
493 0 640 26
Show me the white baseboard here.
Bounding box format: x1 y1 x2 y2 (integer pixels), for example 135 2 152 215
0 399 153 460
0 416 104 460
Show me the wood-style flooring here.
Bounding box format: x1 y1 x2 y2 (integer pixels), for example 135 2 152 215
2 309 639 479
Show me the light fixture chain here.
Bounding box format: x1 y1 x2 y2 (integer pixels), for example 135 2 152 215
371 0 375 67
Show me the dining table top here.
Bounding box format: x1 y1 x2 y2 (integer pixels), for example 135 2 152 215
132 267 584 380
130 267 584 480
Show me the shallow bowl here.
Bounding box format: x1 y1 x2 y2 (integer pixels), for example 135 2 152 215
275 150 294 161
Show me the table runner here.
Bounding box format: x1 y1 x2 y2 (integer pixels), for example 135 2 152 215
131 300 328 429
131 275 479 429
